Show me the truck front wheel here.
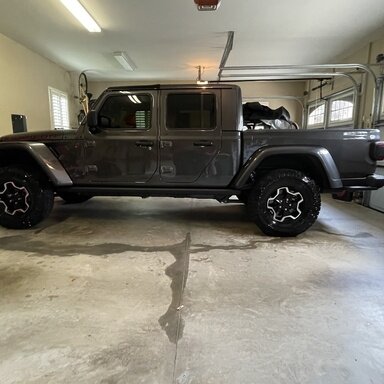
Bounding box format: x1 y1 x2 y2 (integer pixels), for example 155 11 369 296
0 166 54 229
247 169 321 237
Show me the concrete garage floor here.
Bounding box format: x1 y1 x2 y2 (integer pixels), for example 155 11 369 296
0 195 383 384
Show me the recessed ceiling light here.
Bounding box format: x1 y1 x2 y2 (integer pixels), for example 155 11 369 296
60 0 101 33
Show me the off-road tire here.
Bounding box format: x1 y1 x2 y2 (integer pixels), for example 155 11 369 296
0 166 54 229
58 192 92 204
247 169 321 237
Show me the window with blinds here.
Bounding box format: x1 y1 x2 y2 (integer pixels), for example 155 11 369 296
48 87 70 130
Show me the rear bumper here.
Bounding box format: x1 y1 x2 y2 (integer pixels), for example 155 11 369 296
343 173 384 190
366 173 384 188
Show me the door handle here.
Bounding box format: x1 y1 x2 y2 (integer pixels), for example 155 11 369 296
193 141 213 147
135 140 154 148
161 140 173 148
160 165 174 174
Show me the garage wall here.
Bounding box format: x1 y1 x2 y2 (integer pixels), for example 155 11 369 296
305 33 384 131
238 81 305 125
88 80 305 125
0 33 77 136
305 32 384 212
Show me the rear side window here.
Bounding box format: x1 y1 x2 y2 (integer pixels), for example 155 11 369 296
166 93 216 129
98 94 152 129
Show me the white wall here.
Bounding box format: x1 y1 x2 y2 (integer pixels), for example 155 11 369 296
0 33 77 136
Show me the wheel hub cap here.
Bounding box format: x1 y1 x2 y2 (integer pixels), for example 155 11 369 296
267 187 304 223
0 181 30 215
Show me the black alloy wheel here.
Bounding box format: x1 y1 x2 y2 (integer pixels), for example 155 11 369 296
247 169 321 237
0 166 54 229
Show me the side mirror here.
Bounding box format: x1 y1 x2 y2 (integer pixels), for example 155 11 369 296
87 110 98 128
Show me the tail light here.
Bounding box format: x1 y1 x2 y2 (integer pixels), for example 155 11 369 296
371 141 384 161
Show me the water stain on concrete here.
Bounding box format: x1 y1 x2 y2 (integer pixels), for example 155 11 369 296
0 233 280 345
0 235 190 257
312 225 374 239
158 233 191 344
0 234 282 258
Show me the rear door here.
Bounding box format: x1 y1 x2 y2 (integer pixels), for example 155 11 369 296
159 90 222 184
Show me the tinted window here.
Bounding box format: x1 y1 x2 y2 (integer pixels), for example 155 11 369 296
98 94 152 129
167 93 216 129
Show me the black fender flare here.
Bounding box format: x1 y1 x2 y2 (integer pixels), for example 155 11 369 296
232 146 343 189
0 142 73 186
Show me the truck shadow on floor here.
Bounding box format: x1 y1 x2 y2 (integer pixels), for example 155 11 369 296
47 198 258 236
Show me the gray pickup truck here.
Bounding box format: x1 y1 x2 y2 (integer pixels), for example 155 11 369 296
0 84 383 236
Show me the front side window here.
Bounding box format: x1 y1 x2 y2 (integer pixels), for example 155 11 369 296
48 87 70 130
329 92 354 124
166 93 216 129
307 103 325 127
98 94 152 129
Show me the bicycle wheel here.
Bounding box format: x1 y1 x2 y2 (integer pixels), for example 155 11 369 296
78 72 89 114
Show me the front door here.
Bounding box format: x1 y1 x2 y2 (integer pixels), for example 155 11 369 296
159 90 221 184
82 90 158 185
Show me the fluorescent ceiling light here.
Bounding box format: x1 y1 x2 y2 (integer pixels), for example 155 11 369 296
60 0 101 33
113 52 136 71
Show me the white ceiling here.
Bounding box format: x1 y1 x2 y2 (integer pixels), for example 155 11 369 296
0 0 384 81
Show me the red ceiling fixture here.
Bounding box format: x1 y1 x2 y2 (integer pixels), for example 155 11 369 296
194 0 221 11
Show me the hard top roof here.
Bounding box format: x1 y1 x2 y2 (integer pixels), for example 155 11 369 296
104 83 239 92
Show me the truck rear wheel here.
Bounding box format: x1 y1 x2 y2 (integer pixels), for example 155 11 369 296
247 169 321 237
0 166 54 229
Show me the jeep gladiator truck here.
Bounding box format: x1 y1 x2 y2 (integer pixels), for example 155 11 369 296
0 84 383 236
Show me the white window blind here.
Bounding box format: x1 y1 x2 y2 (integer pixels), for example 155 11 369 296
48 87 70 130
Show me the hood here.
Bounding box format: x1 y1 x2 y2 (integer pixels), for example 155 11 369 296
0 129 78 142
